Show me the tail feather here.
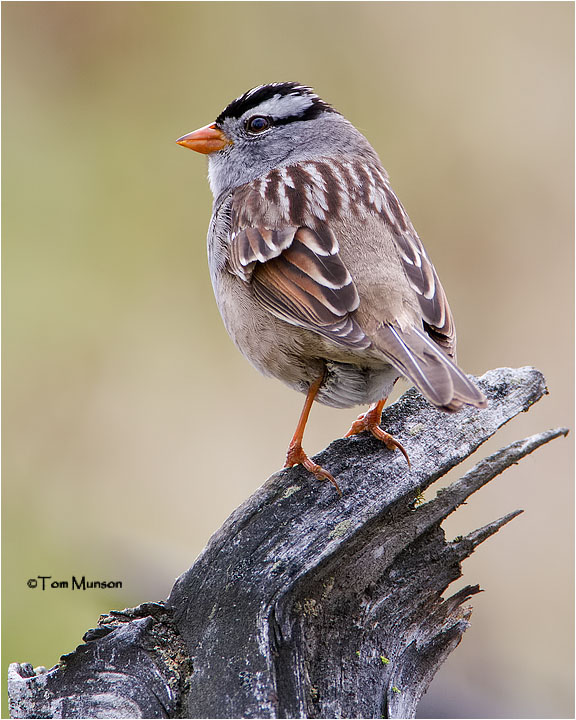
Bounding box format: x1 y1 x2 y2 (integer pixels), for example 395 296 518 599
375 324 487 412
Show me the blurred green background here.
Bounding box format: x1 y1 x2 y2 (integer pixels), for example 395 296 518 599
2 2 573 717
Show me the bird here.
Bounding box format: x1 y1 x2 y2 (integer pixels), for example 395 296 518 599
176 82 487 495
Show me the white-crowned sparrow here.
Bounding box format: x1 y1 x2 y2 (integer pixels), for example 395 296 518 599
177 82 487 494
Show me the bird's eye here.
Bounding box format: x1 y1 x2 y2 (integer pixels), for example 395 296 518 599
245 115 271 134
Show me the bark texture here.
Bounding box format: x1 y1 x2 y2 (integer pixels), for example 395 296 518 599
8 367 568 719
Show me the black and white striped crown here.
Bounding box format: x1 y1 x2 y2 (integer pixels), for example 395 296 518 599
215 82 338 125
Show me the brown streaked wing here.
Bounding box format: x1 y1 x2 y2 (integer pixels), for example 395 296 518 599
228 227 297 281
250 227 371 349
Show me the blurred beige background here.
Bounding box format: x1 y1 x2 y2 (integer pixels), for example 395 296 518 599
2 2 573 718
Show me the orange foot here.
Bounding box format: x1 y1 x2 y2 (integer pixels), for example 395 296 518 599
285 442 342 497
345 401 410 468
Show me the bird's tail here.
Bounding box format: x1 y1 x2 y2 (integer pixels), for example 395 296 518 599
374 324 487 412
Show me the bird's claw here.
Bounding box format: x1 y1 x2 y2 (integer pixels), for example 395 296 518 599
345 409 410 468
285 443 342 496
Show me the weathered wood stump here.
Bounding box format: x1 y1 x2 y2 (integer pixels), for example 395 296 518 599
8 367 568 719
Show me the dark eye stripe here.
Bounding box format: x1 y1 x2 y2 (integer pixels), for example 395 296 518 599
272 102 336 126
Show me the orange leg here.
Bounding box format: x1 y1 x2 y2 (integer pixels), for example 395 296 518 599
345 398 410 467
285 375 342 496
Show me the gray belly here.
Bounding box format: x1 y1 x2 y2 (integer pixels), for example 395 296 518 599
211 254 403 410
316 361 401 408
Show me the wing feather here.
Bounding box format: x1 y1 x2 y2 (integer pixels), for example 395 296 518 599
375 324 487 411
227 164 460 364
228 182 369 349
248 229 369 348
392 216 456 357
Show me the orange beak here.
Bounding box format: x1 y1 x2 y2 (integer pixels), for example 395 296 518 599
176 123 231 154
